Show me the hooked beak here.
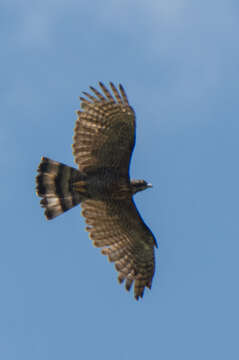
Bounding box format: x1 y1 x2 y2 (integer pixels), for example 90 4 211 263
147 183 153 188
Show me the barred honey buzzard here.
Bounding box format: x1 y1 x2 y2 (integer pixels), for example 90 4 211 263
36 82 157 300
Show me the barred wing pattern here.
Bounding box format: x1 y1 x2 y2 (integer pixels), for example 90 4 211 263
73 82 135 176
36 82 157 300
82 198 156 300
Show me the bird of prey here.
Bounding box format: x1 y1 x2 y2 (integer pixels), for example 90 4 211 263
36 82 157 300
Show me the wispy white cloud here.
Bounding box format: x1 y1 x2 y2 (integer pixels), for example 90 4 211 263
3 0 239 124
105 1 239 115
19 8 52 48
2 1 197 49
9 1 60 48
73 0 238 112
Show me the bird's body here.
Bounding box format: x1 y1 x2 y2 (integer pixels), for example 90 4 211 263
36 82 157 300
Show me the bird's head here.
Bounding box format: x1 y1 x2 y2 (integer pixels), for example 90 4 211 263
131 179 153 195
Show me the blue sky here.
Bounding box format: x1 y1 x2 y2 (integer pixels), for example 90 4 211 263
1 0 239 359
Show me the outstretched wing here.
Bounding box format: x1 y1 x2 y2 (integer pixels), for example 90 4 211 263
73 82 135 177
81 198 157 300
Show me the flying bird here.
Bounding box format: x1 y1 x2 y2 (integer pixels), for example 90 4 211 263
36 82 157 300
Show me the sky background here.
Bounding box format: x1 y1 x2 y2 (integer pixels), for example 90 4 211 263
1 0 239 359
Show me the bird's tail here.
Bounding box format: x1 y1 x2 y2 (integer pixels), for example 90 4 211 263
36 157 86 220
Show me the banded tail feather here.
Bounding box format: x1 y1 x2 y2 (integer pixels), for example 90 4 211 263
36 157 86 220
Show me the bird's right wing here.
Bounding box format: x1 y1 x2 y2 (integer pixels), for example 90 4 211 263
73 82 136 177
81 197 157 300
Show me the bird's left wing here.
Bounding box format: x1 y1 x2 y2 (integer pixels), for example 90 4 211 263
81 198 157 300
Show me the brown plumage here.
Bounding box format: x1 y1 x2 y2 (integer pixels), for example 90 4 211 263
36 82 157 300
